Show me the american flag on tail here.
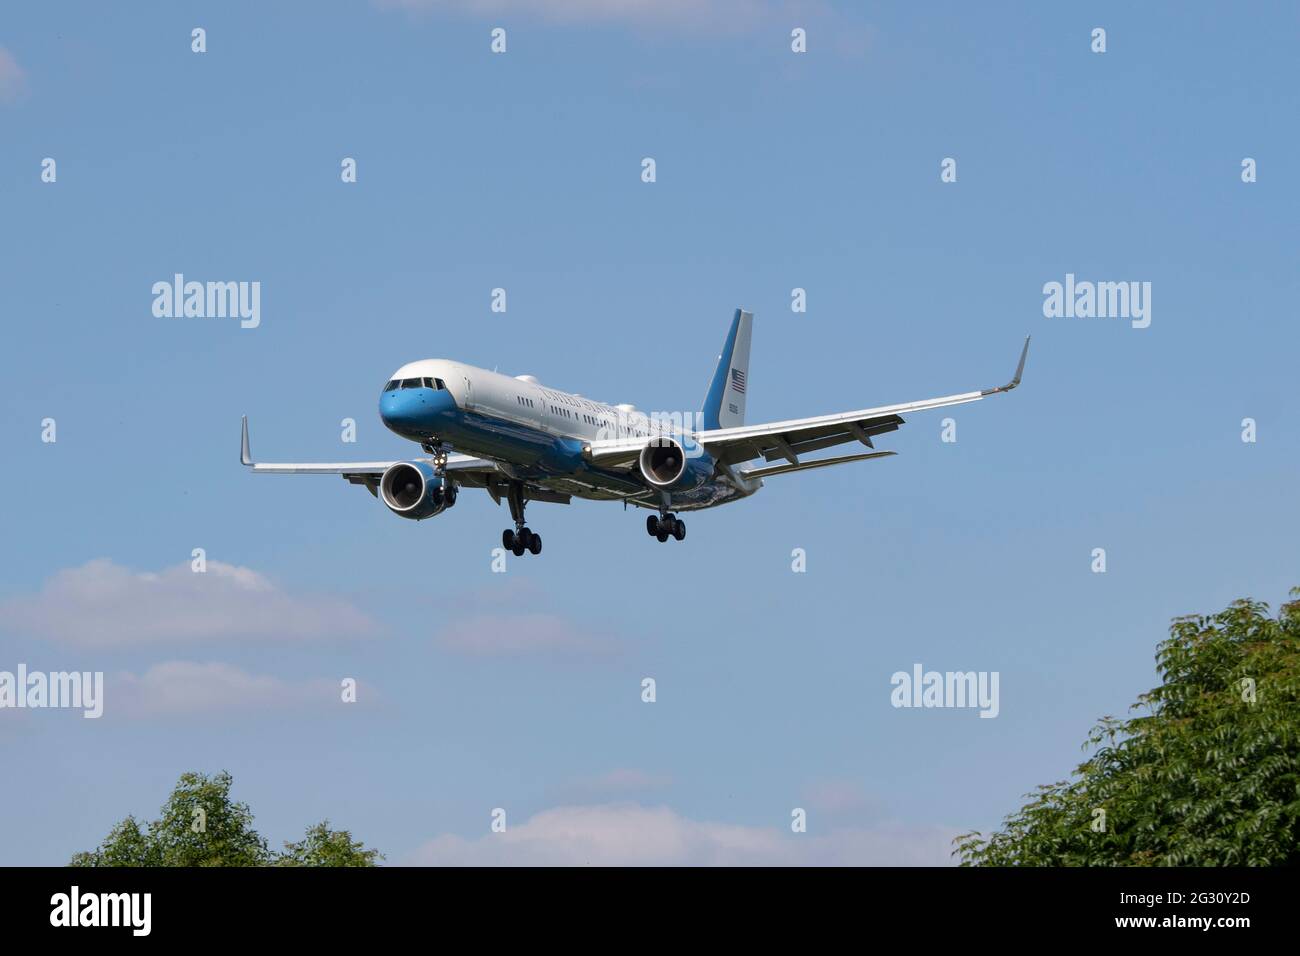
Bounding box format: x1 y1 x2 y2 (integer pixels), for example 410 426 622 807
730 368 746 393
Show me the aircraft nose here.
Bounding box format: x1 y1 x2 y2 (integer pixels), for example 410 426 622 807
379 387 456 437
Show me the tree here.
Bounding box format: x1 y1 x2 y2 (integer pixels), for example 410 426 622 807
69 816 158 868
279 822 383 867
956 591 1300 866
150 770 270 866
71 771 382 867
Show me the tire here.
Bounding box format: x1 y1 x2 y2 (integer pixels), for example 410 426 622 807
673 520 686 541
519 527 533 549
529 533 542 555
503 529 515 550
656 530 669 543
512 541 526 557
646 515 659 536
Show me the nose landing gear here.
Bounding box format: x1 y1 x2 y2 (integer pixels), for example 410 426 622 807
422 442 450 472
647 512 686 543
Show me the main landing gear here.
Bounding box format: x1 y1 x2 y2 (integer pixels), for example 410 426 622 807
647 512 686 543
502 480 542 557
503 527 541 556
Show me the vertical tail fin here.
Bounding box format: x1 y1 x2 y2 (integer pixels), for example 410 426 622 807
700 308 753 431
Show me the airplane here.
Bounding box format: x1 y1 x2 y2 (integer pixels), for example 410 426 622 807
241 309 1029 556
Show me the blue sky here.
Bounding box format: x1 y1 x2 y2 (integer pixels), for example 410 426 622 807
1 1 1297 864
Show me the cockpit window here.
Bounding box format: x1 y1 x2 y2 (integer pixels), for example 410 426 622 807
388 376 445 391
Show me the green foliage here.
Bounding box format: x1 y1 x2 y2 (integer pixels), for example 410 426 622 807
957 591 1300 866
69 815 158 868
278 821 384 867
150 770 270 866
71 771 382 867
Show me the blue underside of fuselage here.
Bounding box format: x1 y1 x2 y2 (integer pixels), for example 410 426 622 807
378 387 743 511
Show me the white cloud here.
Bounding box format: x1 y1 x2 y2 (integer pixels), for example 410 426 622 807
550 767 673 803
376 0 770 30
799 778 887 822
373 0 871 41
0 48 26 103
109 661 350 718
434 611 620 656
375 1 875 58
407 802 960 866
0 559 376 647
584 768 672 792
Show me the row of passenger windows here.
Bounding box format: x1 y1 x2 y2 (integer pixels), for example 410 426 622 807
383 377 446 392
519 393 651 437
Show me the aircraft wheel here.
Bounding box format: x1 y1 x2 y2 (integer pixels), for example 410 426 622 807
673 519 686 541
512 541 526 557
646 515 659 536
518 527 533 549
656 530 669 543
529 533 542 555
503 529 515 550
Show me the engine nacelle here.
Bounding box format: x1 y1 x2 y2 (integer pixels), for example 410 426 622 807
638 437 714 491
379 461 457 520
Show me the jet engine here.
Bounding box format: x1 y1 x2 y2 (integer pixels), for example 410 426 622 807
379 461 457 520
638 437 714 491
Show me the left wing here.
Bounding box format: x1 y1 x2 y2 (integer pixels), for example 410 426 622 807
698 336 1029 467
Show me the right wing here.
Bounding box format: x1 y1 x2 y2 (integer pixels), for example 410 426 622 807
579 337 1029 479
700 336 1029 468
739 449 897 480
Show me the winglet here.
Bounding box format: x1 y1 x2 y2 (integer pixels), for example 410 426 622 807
241 416 253 466
982 336 1030 396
